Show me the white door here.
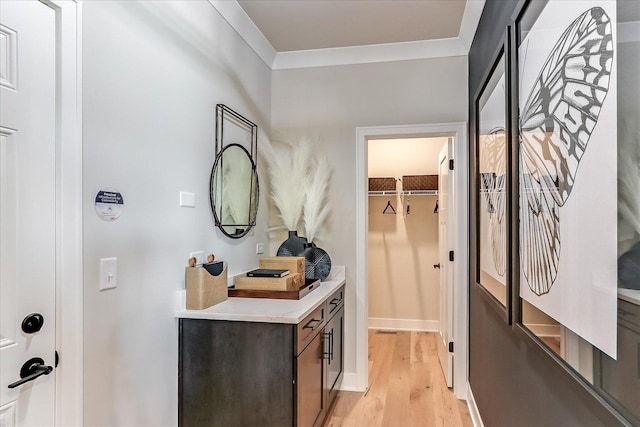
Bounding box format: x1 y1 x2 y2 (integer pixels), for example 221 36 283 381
1 1 57 425
437 139 454 388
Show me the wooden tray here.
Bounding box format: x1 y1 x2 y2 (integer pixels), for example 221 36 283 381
228 279 320 300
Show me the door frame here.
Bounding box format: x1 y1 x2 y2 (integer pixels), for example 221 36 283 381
41 1 83 425
355 122 468 398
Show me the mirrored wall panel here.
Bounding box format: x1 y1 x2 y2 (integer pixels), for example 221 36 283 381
477 50 508 308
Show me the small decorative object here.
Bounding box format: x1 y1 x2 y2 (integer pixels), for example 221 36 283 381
277 230 307 256
185 254 227 310
303 242 332 282
259 256 305 277
234 272 303 291
402 175 438 191
368 177 396 192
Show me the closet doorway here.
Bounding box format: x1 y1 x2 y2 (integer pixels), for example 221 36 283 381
367 136 452 386
355 123 468 399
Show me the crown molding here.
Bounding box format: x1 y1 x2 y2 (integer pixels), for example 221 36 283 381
458 0 486 51
208 0 276 67
272 38 467 70
210 0 485 70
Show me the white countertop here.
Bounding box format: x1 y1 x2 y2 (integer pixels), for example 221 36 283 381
175 266 345 324
618 287 640 306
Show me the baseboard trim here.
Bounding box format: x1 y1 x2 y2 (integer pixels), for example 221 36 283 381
368 318 439 332
466 382 484 427
526 323 561 337
338 373 361 392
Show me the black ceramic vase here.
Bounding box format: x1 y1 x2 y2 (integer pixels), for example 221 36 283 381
303 242 332 281
276 230 307 257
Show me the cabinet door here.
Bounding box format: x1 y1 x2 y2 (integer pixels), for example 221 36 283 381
326 306 344 394
296 331 324 427
179 319 294 427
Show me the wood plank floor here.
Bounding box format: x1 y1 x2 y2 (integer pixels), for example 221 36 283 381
323 330 473 427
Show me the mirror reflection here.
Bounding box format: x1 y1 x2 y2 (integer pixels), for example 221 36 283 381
477 51 507 308
210 143 258 238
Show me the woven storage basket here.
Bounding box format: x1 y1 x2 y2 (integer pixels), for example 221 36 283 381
402 175 438 191
368 177 396 191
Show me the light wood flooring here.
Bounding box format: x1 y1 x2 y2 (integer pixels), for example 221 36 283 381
323 330 473 427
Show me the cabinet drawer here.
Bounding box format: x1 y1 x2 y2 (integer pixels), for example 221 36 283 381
297 305 325 354
326 287 344 317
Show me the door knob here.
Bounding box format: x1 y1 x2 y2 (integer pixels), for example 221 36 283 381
21 313 44 334
433 263 441 269
7 357 53 389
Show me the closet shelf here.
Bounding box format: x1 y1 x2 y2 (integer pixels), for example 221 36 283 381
368 190 438 196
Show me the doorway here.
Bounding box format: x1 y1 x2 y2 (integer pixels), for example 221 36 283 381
355 123 469 399
367 136 445 332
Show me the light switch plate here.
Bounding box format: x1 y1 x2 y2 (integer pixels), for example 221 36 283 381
100 257 117 291
179 191 196 207
256 243 264 254
189 251 204 265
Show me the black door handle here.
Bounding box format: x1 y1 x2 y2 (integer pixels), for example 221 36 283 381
433 263 441 269
7 357 53 389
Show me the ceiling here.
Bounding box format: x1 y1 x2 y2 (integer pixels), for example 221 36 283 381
237 0 468 52
210 0 485 69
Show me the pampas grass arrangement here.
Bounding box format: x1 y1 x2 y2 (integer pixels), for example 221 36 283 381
261 137 313 231
261 134 333 262
303 154 332 243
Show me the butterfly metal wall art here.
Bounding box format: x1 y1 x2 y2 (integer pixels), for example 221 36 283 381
480 7 614 296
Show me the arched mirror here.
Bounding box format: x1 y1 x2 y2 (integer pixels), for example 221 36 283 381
210 104 259 238
210 143 259 238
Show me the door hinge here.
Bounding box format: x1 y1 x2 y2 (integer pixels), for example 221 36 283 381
448 342 454 353
449 159 454 170
449 250 454 262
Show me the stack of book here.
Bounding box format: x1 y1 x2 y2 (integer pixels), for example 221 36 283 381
234 256 305 291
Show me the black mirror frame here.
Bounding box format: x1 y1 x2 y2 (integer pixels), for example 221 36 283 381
470 26 514 325
210 104 259 239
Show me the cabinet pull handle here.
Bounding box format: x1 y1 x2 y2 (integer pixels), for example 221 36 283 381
323 331 332 360
303 318 322 330
330 329 334 362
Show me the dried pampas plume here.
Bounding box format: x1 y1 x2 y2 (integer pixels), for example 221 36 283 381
304 154 332 243
261 136 313 231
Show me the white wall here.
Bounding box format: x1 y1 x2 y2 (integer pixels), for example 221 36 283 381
271 56 468 377
82 2 271 425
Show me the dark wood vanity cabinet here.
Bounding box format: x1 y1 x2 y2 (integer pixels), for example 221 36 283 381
179 285 345 427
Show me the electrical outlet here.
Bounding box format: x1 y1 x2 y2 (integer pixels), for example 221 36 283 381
100 257 117 291
256 243 265 254
189 251 204 265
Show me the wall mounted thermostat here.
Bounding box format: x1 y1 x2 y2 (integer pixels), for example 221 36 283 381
95 187 124 221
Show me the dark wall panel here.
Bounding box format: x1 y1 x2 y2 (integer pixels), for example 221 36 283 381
468 1 627 426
